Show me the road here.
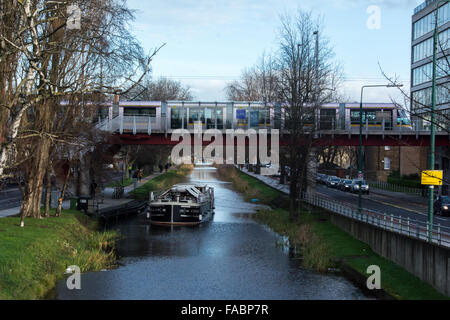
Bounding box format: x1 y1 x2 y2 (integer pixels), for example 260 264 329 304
316 184 450 228
0 187 22 211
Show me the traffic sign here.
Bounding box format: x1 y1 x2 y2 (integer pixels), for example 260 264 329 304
421 170 443 186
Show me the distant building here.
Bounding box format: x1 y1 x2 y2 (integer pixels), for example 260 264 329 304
364 146 428 182
411 0 449 195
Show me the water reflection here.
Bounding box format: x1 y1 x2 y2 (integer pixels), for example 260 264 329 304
55 167 368 300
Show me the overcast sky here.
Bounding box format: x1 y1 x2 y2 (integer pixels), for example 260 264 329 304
126 0 423 102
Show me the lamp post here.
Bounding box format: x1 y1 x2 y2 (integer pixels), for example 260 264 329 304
313 31 319 135
358 84 403 213
427 0 448 241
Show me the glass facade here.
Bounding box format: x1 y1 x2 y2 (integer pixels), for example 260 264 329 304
412 57 449 86
415 29 450 63
412 84 450 111
413 2 449 40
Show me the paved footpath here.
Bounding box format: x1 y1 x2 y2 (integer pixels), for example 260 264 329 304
237 166 289 195
0 169 171 219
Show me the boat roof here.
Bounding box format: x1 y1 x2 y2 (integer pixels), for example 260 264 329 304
161 184 207 198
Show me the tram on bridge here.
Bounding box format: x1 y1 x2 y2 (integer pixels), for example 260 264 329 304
106 101 412 134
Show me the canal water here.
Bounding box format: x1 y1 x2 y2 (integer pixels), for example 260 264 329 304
56 167 368 300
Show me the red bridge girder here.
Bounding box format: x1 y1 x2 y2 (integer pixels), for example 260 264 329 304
110 133 450 147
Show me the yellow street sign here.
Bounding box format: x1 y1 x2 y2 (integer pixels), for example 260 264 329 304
421 170 443 186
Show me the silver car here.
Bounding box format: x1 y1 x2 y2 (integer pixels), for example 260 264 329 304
351 180 370 194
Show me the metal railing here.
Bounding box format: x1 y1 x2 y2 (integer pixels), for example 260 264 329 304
302 192 450 247
368 181 426 196
96 113 449 137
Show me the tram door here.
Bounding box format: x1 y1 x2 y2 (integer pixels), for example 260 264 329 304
187 107 206 130
170 106 187 129
320 109 336 130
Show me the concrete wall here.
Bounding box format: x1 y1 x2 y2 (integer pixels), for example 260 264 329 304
328 212 450 296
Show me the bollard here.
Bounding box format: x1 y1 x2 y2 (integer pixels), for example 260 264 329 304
438 224 441 245
407 218 410 236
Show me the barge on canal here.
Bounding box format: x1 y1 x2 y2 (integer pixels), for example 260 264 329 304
146 184 214 226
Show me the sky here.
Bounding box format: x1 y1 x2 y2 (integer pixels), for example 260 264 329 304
126 0 424 103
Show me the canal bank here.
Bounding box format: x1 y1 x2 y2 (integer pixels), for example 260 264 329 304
0 165 194 300
55 166 368 300
216 166 447 300
0 210 118 300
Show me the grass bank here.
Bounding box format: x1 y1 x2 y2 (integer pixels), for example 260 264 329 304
217 165 447 300
106 178 134 188
130 164 194 200
106 172 152 188
0 210 118 300
216 165 289 208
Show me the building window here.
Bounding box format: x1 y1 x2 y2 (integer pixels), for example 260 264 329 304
384 157 391 170
412 58 449 86
413 2 450 40
411 29 448 64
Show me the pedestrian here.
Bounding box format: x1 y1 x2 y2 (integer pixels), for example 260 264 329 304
159 164 163 173
165 163 169 172
90 180 98 199
138 169 143 182
132 170 138 189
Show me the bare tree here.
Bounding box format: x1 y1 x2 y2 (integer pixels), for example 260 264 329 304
0 0 159 225
276 10 342 221
225 52 279 102
125 76 193 101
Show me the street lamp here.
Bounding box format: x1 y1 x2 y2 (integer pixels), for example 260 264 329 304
358 84 403 213
427 0 448 241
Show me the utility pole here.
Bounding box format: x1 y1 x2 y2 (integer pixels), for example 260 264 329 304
427 0 448 240
313 31 319 135
358 84 403 214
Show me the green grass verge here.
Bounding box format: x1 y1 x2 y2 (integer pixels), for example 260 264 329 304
130 165 194 200
0 210 118 300
106 172 153 188
106 178 134 188
216 165 289 208
218 165 448 300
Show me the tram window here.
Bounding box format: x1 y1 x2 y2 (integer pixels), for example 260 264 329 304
350 110 378 125
123 107 156 117
189 109 205 124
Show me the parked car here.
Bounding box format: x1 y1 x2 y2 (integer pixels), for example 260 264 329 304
434 196 450 216
326 176 341 188
351 180 370 194
316 173 326 184
338 179 353 192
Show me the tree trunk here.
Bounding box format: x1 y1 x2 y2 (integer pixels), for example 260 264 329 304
289 173 299 222
79 154 91 197
44 167 51 217
56 165 71 217
20 139 50 222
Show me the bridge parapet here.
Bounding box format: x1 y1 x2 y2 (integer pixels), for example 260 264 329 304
98 114 449 139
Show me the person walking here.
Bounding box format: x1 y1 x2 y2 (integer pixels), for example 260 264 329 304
138 169 143 183
90 180 98 199
132 170 138 189
165 163 169 172
159 164 163 173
